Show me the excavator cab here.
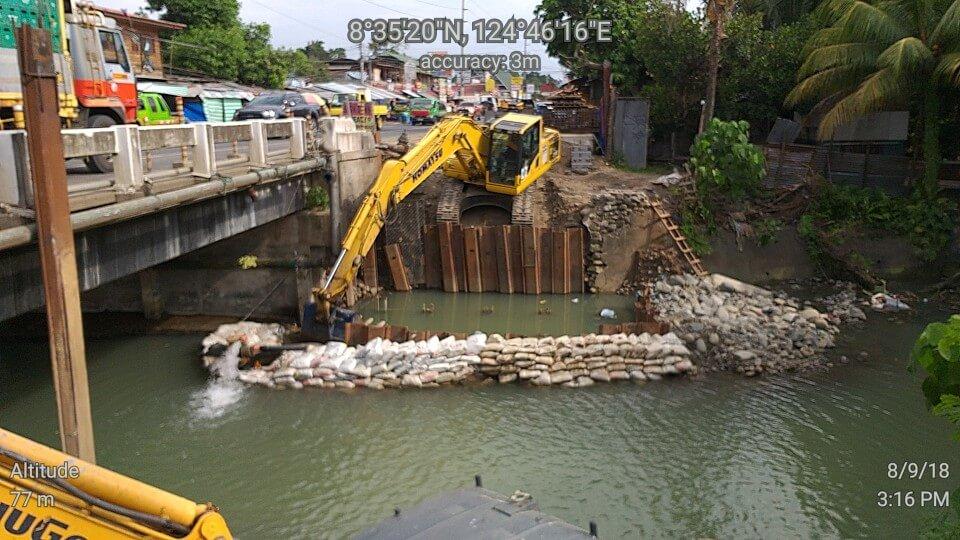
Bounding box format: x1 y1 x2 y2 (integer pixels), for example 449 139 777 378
484 114 558 196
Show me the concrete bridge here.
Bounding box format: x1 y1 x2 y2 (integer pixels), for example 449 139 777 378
0 118 380 323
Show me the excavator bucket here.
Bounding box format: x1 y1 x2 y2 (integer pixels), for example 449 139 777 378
300 302 356 342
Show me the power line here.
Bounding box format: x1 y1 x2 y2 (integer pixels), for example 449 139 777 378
245 0 345 42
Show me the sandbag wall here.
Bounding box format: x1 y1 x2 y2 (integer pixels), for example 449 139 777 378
421 224 586 294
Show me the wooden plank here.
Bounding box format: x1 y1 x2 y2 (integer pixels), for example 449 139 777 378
568 227 585 293
385 243 411 291
478 227 499 291
538 228 552 293
387 325 409 342
367 324 387 340
18 26 95 461
495 225 513 293
452 224 468 292
362 247 379 288
345 322 368 346
552 229 569 293
508 226 525 293
422 225 442 290
463 227 483 292
438 222 458 292
520 226 540 294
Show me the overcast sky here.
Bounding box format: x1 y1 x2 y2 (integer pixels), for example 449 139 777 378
105 0 700 80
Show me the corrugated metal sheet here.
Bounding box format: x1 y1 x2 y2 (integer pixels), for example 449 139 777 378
223 98 243 122
202 97 225 122
201 97 244 122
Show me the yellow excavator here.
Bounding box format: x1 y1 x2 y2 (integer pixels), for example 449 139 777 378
0 428 232 539
311 112 561 333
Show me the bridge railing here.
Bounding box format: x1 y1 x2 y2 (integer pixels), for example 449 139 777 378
0 118 308 210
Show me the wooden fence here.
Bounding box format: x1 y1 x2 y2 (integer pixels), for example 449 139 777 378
420 224 586 294
763 143 959 193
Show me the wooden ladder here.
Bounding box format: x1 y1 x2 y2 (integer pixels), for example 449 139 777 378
647 197 708 277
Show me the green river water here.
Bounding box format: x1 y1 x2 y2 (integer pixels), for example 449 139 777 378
1 292 958 538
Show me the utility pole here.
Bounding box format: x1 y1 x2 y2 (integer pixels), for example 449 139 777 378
15 25 96 462
459 0 466 87
699 0 733 133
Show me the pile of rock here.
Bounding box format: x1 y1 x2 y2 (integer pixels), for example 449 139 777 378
201 327 697 391
581 190 650 291
651 273 842 376
816 281 868 323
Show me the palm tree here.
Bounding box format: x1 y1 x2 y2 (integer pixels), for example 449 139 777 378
786 0 960 196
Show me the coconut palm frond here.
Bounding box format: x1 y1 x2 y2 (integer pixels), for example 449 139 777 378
836 1 911 45
817 68 903 137
803 27 847 55
934 52 960 86
786 64 869 107
931 0 960 46
878 37 934 77
816 0 857 22
798 43 879 78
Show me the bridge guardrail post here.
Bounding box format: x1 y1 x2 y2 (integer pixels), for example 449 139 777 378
192 123 214 178
250 120 268 166
290 118 306 159
113 125 143 193
0 130 32 208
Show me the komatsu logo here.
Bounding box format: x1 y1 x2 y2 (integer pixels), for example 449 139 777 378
413 149 443 181
0 503 87 540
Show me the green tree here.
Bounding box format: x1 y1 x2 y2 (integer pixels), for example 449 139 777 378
146 0 240 28
166 25 245 81
718 13 816 134
279 49 326 81
910 315 960 535
737 0 824 28
237 22 287 88
786 0 960 196
301 40 345 62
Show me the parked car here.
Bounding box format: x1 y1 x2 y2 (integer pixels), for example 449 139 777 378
136 92 177 125
409 97 445 125
232 91 323 122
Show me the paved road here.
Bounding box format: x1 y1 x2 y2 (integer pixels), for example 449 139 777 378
380 122 431 146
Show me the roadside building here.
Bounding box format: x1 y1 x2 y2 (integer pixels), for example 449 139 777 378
95 6 185 81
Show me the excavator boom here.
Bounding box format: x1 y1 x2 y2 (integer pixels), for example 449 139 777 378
0 428 232 539
317 116 487 304
312 113 561 327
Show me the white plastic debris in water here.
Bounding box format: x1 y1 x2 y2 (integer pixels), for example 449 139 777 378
870 293 910 312
599 308 616 319
571 297 580 303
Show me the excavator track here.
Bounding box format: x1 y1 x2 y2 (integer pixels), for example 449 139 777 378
436 178 463 224
510 188 535 226
436 179 535 226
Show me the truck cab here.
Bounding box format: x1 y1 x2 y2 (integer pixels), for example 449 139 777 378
136 92 176 125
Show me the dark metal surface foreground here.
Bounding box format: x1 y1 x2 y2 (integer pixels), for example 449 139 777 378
356 487 593 539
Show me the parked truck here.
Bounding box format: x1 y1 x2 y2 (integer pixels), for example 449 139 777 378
0 0 138 172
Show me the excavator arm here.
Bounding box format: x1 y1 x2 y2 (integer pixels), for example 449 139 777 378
314 116 488 313
0 428 232 539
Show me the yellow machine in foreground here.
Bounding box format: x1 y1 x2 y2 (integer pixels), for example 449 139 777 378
0 428 232 539
315 113 560 318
